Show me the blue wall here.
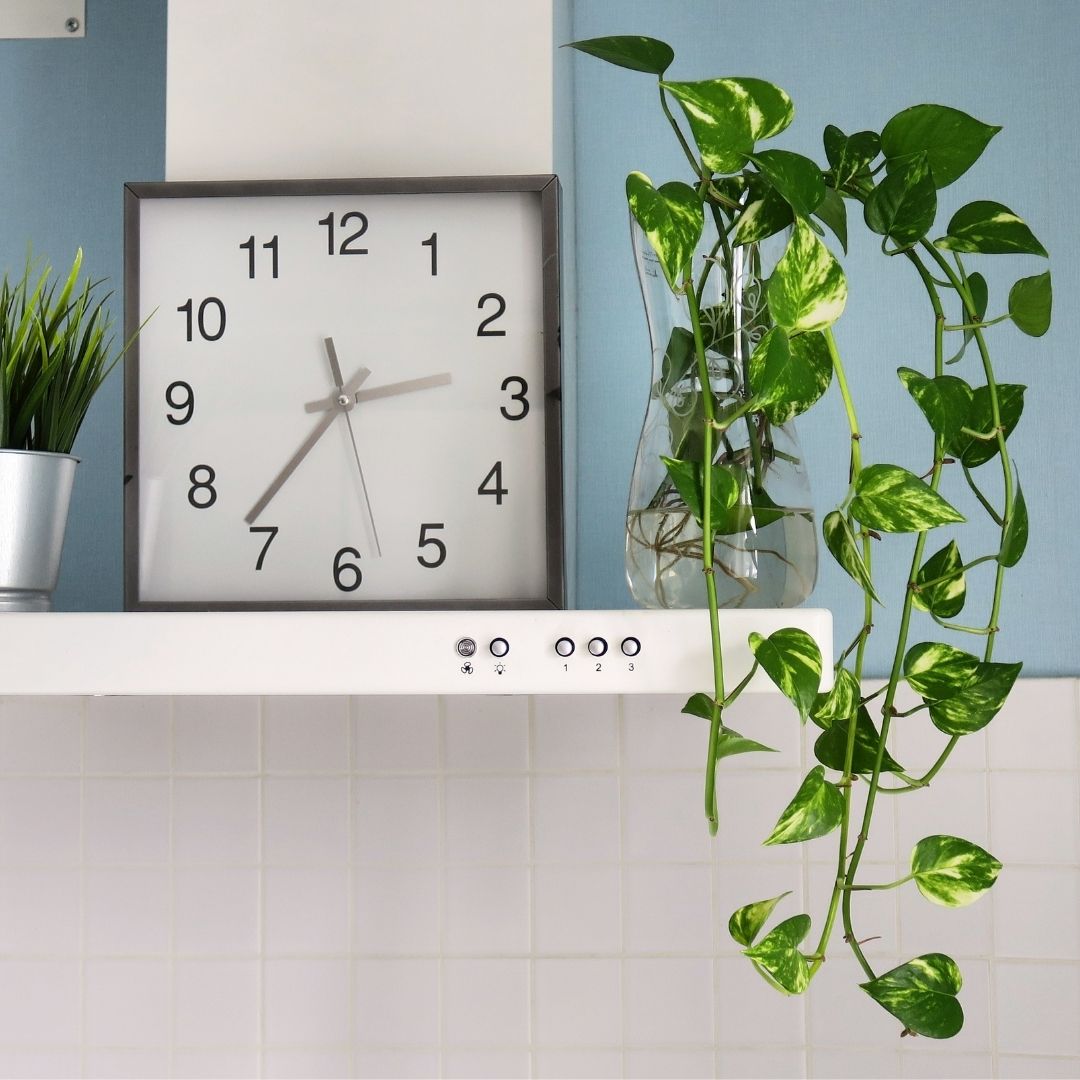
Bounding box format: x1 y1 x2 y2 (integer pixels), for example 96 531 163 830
0 0 166 610
566 0 1080 675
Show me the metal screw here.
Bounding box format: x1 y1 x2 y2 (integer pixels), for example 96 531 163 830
65 17 80 32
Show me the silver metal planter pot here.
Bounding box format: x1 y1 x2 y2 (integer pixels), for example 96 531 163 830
0 449 79 612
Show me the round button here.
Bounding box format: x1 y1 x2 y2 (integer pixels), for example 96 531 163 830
555 637 575 658
489 637 510 658
456 637 477 658
587 637 608 657
621 636 641 657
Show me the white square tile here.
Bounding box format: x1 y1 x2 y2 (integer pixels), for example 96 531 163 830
901 1051 994 1078
174 959 259 1046
82 1049 169 1079
353 865 440 954
533 863 621 955
0 959 79 1044
174 866 259 955
622 694 708 770
718 1048 806 1079
713 861 803 957
623 864 713 954
263 696 349 772
85 696 170 774
994 865 1080 959
263 958 351 1045
445 864 529 954
535 959 620 1046
949 958 992 1053
810 1049 901 1078
0 868 80 953
354 776 439 864
171 1049 260 1078
0 697 82 773
0 778 80 864
173 696 260 774
533 775 619 863
895 771 990 854
84 778 170 864
84 959 169 1046
173 778 259 864
444 695 528 771
715 954 805 1047
264 775 349 863
442 959 529 1046
623 773 712 863
353 695 438 772
998 1054 1080 1078
352 1051 439 1079
354 958 439 1045
806 955 902 1046
897 873 993 959
625 1049 716 1078
714 770 804 865
719 690 805 771
533 695 618 771
989 678 1078 771
623 958 713 1045
264 1049 353 1079
264 865 349 954
84 867 170 955
445 777 528 863
991 772 1080 864
442 1050 531 1079
533 1049 623 1079
995 961 1080 1055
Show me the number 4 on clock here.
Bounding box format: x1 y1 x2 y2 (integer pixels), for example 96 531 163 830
477 461 508 505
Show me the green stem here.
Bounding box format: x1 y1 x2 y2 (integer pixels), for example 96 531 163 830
943 312 1011 331
879 736 959 793
914 553 997 591
961 462 1004 526
722 660 759 708
659 83 705 181
846 873 915 892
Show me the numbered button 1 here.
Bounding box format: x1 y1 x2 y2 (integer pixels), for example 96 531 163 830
588 637 608 657
490 637 510 658
555 637 575 658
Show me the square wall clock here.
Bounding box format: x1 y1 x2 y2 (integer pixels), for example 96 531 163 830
123 175 563 610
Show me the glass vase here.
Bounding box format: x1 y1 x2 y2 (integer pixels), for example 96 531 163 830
624 219 818 609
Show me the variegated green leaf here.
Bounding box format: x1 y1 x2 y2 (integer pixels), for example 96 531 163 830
729 892 791 947
850 465 965 533
743 914 811 995
750 330 832 424
881 104 1000 189
565 35 675 75
822 510 881 602
626 173 703 291
912 541 967 619
903 642 981 700
1000 471 1028 568
660 455 740 529
928 661 1022 735
751 149 826 218
814 706 904 775
763 766 843 846
766 219 847 333
864 153 937 249
911 835 1002 908
661 78 767 173
823 125 881 187
897 368 973 447
1008 271 1052 337
813 186 848 254
936 200 1048 257
811 667 860 730
861 954 964 1039
948 383 1025 469
749 628 822 723
731 186 793 247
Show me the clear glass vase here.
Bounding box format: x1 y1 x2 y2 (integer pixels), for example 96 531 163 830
625 219 818 609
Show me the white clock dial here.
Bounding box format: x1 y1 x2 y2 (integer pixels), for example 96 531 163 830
125 178 562 609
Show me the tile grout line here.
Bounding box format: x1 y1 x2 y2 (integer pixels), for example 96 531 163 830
346 695 357 1079
436 695 447 1079
167 696 177 1078
986 707 1000 1079
256 696 266 1078
527 694 537 1079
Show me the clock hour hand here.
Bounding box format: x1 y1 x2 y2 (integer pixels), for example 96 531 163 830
244 364 370 526
304 372 453 413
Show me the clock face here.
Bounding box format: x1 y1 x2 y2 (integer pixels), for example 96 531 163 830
124 177 563 609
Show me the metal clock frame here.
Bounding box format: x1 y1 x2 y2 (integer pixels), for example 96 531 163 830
123 174 564 611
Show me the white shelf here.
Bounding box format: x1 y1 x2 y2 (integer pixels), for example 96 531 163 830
0 609 832 696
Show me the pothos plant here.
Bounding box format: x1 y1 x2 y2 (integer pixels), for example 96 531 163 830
568 35 1051 1039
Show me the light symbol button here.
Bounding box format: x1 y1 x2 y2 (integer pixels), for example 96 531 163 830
555 637 575 658
490 638 510 658
621 637 641 657
587 637 608 657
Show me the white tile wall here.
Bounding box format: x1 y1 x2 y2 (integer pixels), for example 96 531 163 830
0 682 1073 1078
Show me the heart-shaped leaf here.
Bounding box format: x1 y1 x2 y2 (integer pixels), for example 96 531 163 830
861 954 964 1038
904 642 981 700
897 368 973 447
749 628 822 723
911 835 1002 908
729 891 792 947
743 914 812 995
711 471 790 536
912 540 967 619
936 201 1048 257
717 727 778 760
851 465 965 533
751 149 826 218
948 384 1025 469
626 174 703 292
681 692 715 721
1000 471 1028 568
763 766 843 846
662 79 760 173
928 661 1022 735
811 667 861 730
658 327 698 395
823 125 881 187
750 330 832 424
767 219 848 333
881 104 1000 189
864 154 937 249
823 510 881 602
731 186 794 247
814 706 904 775
1009 271 1052 337
661 454 740 529
813 186 849 254
565 35 675 75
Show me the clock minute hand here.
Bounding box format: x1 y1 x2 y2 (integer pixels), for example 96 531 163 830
245 366 371 526
304 372 452 414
